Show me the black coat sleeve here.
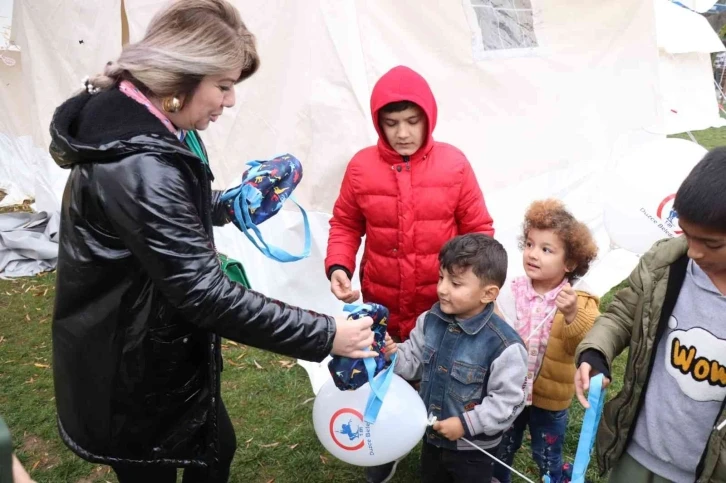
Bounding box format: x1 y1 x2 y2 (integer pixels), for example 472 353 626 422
94 153 335 362
210 189 231 227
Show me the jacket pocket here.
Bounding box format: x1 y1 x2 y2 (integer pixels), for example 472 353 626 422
421 345 436 382
148 325 202 391
448 361 486 403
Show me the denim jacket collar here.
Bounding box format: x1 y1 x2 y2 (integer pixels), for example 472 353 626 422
430 302 495 336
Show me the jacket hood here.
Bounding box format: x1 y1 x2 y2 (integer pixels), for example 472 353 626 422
49 88 193 169
370 66 437 163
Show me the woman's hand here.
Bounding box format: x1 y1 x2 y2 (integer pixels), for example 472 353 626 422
331 316 377 358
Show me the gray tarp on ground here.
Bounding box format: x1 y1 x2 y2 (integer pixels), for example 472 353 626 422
0 211 59 278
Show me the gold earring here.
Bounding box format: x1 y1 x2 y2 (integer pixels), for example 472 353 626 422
162 96 181 113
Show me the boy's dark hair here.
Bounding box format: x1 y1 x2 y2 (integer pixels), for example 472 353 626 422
379 100 419 114
439 234 507 288
673 147 726 230
519 199 598 281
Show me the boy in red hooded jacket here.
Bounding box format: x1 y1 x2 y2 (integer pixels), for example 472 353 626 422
326 66 495 343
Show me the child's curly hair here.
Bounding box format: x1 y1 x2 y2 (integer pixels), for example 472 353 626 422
518 199 598 281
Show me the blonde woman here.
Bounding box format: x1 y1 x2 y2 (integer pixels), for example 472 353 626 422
48 1 375 482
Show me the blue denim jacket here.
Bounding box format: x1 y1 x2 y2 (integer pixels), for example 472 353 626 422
395 302 527 451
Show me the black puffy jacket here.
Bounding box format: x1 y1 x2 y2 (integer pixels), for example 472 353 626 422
49 88 335 469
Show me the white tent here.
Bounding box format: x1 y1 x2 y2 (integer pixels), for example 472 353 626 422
651 0 726 135
0 0 722 308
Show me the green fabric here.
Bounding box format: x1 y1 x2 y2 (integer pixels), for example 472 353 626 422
576 237 726 481
0 417 12 483
184 131 251 289
608 452 672 483
185 130 208 165
219 253 251 289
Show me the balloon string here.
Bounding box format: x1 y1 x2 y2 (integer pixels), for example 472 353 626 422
460 437 537 483
427 415 536 483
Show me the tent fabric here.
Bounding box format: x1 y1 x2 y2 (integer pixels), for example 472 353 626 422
0 211 59 278
658 0 724 49
651 0 726 135
6 0 723 389
0 0 717 316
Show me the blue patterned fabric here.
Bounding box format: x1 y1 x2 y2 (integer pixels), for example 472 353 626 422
328 303 390 391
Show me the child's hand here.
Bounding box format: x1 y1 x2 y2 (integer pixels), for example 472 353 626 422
432 416 465 441
383 333 397 361
575 362 611 408
330 270 360 303
556 284 578 323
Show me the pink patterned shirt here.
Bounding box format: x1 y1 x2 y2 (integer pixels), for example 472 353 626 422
511 275 567 405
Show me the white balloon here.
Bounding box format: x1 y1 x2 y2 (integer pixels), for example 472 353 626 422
312 373 428 467
603 138 706 255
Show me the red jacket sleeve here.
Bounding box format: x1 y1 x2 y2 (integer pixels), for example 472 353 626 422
325 164 365 277
455 161 495 236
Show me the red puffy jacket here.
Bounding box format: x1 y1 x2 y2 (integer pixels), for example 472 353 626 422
325 66 494 340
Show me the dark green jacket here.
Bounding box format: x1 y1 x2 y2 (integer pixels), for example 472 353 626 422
576 237 726 482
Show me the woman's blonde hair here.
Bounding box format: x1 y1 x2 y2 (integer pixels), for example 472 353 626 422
89 0 259 99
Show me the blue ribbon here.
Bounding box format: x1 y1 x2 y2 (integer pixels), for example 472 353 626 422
342 303 396 424
220 161 311 263
570 374 607 483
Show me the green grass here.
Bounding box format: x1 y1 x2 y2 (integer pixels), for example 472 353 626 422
0 273 628 483
670 125 726 150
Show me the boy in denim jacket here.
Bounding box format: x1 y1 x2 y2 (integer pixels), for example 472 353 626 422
385 234 528 483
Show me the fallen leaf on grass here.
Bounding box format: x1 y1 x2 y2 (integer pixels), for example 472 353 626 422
225 359 240 367
253 360 263 370
319 454 328 464
25 314 30 321
277 360 296 369
236 353 246 360
0 336 4 343
33 363 49 369
266 479 275 483
260 442 279 448
227 340 239 346
299 397 315 406
289 444 299 450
